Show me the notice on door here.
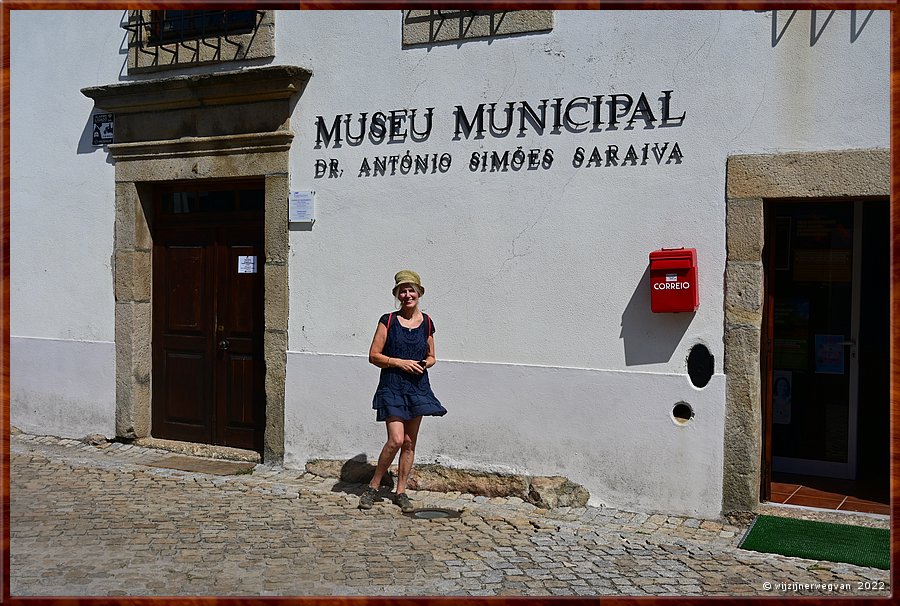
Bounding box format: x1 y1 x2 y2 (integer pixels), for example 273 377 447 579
238 256 258 274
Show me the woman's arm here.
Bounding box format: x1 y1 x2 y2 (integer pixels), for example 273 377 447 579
422 335 436 369
368 322 391 368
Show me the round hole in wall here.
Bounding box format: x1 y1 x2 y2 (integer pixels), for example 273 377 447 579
672 402 694 425
687 344 714 388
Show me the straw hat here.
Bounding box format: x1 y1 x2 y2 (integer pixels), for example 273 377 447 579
392 269 424 296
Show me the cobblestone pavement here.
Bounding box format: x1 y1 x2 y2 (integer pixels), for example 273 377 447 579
9 432 891 597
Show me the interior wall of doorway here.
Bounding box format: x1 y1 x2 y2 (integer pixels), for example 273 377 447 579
722 149 889 514
111 152 291 464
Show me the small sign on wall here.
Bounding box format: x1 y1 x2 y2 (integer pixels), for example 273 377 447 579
238 256 258 274
92 113 114 146
289 191 315 223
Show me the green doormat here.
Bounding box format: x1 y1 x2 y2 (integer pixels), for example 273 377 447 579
739 515 889 570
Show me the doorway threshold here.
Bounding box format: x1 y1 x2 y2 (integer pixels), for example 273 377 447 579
147 454 256 476
132 436 261 464
757 502 890 528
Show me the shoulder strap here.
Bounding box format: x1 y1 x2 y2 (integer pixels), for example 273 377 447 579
387 313 393 329
426 313 432 335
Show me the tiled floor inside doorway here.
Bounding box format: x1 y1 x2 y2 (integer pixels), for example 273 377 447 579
769 473 890 515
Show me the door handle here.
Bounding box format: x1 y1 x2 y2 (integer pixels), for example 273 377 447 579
217 324 229 351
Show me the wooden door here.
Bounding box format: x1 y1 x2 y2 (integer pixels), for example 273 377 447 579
213 223 265 450
152 184 265 452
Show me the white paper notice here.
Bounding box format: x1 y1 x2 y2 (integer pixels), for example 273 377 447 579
289 191 315 223
238 256 257 274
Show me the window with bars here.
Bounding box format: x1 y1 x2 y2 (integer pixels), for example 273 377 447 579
123 10 274 74
402 10 553 46
147 10 259 44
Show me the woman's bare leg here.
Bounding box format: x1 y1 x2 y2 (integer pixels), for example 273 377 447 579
396 416 423 494
368 418 405 489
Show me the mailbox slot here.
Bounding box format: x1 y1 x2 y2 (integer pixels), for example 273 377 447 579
649 248 698 313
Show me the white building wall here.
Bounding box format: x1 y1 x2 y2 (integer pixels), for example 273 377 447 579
278 10 888 517
10 10 123 437
9 10 889 517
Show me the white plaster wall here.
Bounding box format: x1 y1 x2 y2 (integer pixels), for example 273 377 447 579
279 10 889 370
10 10 122 341
276 10 887 516
10 11 123 436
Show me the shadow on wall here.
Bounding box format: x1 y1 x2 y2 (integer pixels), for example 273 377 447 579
118 11 129 79
73 12 125 158
770 9 874 47
306 454 395 488
620 266 694 366
115 10 276 83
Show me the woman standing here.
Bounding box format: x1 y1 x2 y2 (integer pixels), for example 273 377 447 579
359 270 447 511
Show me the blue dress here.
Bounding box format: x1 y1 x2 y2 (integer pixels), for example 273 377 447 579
372 312 447 422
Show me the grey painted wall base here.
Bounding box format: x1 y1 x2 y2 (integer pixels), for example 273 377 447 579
285 351 727 518
11 337 116 439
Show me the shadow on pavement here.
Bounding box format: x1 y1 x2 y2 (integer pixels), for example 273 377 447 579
327 454 395 496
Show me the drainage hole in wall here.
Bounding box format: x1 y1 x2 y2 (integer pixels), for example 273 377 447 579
687 343 714 388
672 402 694 425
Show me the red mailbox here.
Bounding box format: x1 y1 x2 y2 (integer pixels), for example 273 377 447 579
649 248 698 313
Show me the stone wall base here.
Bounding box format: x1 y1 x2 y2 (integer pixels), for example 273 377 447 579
305 459 589 509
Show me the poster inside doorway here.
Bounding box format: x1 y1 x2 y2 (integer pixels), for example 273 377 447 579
814 334 845 374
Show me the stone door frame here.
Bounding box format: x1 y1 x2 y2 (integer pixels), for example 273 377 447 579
111 152 290 463
722 148 890 513
83 66 311 464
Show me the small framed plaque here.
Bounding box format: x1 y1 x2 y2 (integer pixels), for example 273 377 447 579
289 191 315 223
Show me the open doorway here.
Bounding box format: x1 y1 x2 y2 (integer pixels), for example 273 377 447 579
761 198 889 513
